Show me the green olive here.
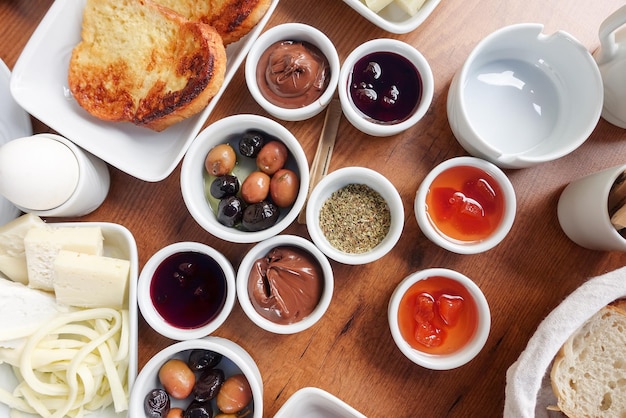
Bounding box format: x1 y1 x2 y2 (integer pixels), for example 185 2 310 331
205 143 237 176
158 359 195 399
216 374 252 413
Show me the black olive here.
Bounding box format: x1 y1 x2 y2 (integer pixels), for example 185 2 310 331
242 201 279 231
188 349 223 371
144 388 170 418
194 368 225 401
184 400 213 418
210 175 239 199
217 196 244 227
238 130 266 158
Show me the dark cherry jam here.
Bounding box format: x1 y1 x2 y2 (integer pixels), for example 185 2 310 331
150 251 227 329
348 51 422 124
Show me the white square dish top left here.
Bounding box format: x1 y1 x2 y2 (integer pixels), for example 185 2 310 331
9 0 279 182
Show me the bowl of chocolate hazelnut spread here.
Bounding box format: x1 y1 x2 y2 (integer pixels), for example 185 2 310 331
245 23 340 121
236 235 334 334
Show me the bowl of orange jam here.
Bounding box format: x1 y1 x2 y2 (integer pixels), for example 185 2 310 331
388 268 491 370
414 156 516 254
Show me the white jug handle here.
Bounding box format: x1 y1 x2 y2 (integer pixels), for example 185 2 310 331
597 4 626 65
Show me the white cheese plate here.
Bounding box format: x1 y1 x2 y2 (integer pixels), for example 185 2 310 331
0 222 138 418
0 59 31 226
342 0 441 34
10 0 279 182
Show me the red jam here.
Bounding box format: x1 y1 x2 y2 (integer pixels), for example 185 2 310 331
348 51 422 123
425 165 505 242
398 276 478 355
150 251 227 329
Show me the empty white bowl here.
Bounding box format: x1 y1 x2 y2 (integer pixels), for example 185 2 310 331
137 241 236 340
338 38 434 137
447 23 603 169
414 156 516 254
306 166 404 264
236 234 334 334
274 387 366 418
129 337 262 418
245 23 340 121
388 268 491 370
181 114 309 244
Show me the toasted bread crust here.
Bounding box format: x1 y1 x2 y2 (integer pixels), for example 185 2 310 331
68 0 226 131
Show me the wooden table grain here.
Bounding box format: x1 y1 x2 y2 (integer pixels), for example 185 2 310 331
2 0 626 416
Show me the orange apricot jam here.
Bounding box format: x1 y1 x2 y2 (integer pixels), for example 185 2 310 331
425 165 505 242
398 276 478 355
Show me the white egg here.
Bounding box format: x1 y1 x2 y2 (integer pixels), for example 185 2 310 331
0 136 79 211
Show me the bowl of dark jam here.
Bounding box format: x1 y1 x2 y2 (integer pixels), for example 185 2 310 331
138 241 236 340
338 38 434 137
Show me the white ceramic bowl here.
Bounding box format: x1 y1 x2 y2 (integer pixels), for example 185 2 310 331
236 235 334 334
245 23 340 121
338 38 434 137
388 268 491 370
342 0 442 34
447 23 603 169
414 156 516 254
306 166 404 264
274 387 367 418
137 241 236 340
181 114 309 244
129 337 263 418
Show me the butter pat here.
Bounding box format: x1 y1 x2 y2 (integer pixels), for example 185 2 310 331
53 250 130 308
394 0 427 15
25 226 104 290
0 213 46 284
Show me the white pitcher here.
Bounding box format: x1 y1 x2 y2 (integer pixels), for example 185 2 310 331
594 5 626 129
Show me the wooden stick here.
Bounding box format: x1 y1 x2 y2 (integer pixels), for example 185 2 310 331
297 97 342 224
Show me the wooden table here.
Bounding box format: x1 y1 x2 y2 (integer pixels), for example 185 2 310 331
2 0 626 416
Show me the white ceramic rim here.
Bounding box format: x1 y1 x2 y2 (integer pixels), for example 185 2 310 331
306 166 405 264
236 235 334 334
274 387 367 418
414 156 516 254
341 0 442 35
454 23 603 164
137 242 236 340
129 336 263 418
387 268 491 370
245 23 340 121
338 38 434 137
181 114 310 244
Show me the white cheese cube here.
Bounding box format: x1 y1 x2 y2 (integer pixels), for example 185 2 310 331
24 226 103 290
0 213 46 284
394 0 427 16
364 0 394 13
53 250 130 309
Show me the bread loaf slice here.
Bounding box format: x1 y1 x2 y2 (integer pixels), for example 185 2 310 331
152 0 272 45
68 0 227 132
550 304 626 417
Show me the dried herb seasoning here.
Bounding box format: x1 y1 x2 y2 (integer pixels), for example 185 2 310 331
319 183 391 253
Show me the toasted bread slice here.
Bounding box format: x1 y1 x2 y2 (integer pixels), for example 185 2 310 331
550 305 626 417
153 0 272 45
68 0 227 131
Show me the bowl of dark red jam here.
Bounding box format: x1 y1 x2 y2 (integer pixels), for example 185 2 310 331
338 38 434 137
138 242 236 340
414 156 517 254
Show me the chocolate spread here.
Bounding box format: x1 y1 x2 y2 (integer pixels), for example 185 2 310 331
247 246 324 324
256 40 330 109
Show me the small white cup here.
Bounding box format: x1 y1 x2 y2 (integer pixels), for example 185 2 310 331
558 164 626 251
414 156 516 254
0 133 109 217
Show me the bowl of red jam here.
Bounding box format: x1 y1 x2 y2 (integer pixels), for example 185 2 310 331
338 38 434 137
414 156 516 254
138 242 236 340
388 268 491 370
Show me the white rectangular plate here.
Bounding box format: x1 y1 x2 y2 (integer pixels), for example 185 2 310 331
0 222 139 418
10 0 279 182
342 0 441 34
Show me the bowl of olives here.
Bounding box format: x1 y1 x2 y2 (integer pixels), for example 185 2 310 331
181 114 309 244
129 336 263 418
